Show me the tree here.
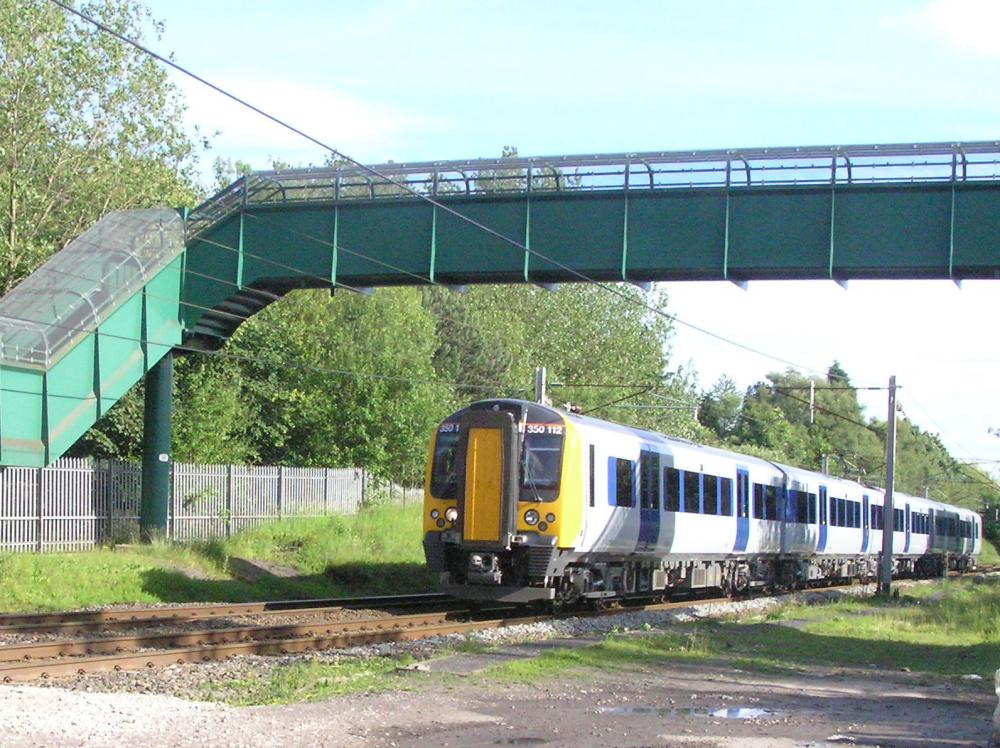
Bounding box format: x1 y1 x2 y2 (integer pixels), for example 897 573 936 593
230 288 450 483
0 0 201 292
698 375 742 440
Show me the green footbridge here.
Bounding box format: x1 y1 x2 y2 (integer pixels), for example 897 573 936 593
1 141 998 528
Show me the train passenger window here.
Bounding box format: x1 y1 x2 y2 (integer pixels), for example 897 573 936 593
430 430 460 499
807 493 817 524
794 491 808 524
703 475 719 515
720 477 733 516
753 484 764 519
615 458 633 507
764 486 777 521
639 451 661 510
664 467 680 512
893 508 904 532
871 504 882 531
683 471 701 513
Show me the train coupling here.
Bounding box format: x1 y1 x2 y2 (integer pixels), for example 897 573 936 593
466 552 502 585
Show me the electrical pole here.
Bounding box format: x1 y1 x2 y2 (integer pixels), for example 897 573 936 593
878 375 898 596
534 366 549 405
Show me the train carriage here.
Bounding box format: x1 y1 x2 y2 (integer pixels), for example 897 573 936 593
422 399 981 605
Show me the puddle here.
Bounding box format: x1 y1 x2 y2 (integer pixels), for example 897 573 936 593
600 705 786 720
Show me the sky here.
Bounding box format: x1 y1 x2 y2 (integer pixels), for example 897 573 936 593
139 0 1000 474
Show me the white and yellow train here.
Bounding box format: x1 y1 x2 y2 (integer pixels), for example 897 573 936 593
422 399 981 604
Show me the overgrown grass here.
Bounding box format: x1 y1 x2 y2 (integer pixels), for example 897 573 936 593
0 502 434 612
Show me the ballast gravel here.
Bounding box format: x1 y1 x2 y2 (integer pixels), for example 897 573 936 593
0 582 950 747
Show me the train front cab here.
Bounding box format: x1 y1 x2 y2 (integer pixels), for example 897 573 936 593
422 401 583 602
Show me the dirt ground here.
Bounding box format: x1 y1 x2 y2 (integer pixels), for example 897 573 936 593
4 646 993 747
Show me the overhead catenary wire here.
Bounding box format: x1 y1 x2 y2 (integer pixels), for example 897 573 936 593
45 0 989 478
47 0 835 379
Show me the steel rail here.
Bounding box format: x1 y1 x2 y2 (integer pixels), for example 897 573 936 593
0 592 453 630
0 609 469 664
0 613 552 683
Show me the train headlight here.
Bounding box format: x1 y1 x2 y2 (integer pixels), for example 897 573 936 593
524 509 540 526
444 507 459 522
545 513 556 523
430 509 440 519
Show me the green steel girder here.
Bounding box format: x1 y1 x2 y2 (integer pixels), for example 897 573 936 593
183 181 1000 343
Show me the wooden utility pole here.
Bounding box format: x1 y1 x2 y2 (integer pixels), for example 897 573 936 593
878 376 898 596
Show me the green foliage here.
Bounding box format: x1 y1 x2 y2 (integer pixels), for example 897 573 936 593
424 283 704 439
723 364 1000 510
0 0 202 293
229 288 450 482
698 375 742 440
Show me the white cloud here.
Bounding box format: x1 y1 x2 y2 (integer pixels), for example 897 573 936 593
175 73 442 168
890 0 1000 57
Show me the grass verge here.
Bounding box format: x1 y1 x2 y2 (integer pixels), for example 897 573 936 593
201 656 417 705
476 576 1000 687
0 502 434 612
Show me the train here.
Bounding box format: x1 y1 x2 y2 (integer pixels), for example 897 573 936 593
422 398 981 605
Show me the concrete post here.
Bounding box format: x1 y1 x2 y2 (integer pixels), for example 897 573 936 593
140 351 173 541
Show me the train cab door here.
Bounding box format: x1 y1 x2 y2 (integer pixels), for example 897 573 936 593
734 468 750 552
862 494 870 553
818 486 828 552
455 409 519 548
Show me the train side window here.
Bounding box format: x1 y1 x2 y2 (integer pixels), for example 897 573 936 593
893 508 904 532
753 484 765 519
737 472 749 518
683 470 700 513
664 467 680 512
639 451 661 510
588 444 595 508
720 477 733 516
796 491 809 524
703 475 719 515
807 492 817 524
614 458 633 507
764 486 777 521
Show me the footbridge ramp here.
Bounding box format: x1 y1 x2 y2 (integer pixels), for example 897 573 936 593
0 209 183 466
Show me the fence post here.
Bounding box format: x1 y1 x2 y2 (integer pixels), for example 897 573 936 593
323 468 330 516
277 465 284 520
225 464 233 538
35 467 43 553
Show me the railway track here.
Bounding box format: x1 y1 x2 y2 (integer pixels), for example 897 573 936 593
0 571 986 684
0 592 454 630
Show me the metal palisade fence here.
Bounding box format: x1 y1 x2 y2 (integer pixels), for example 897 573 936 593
0 458 399 553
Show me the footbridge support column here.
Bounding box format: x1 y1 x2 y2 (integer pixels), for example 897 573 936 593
140 351 173 541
